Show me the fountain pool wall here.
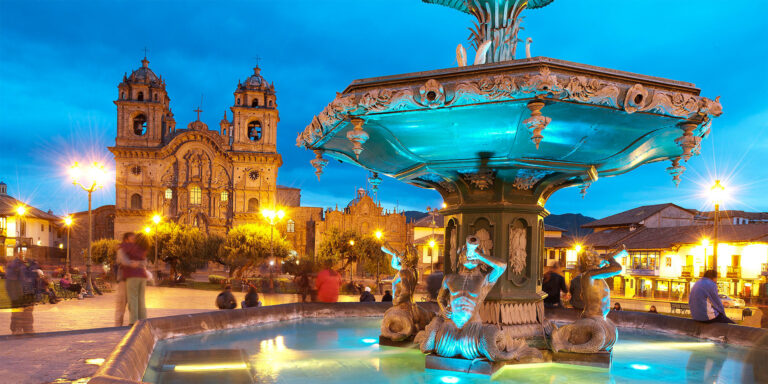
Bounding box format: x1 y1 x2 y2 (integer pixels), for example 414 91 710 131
89 302 768 383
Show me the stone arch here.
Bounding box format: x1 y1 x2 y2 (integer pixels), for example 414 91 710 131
247 120 262 141
137 91 144 101
247 198 259 212
133 114 147 136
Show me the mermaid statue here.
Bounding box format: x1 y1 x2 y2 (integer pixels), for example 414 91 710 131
414 235 541 361
551 247 625 353
380 243 434 341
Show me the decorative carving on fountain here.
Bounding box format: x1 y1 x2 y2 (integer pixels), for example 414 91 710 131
310 150 329 181
414 236 542 362
513 169 551 190
418 79 446 108
523 99 551 149
579 181 592 198
666 157 686 187
346 118 369 159
508 226 527 275
564 76 620 107
380 244 434 341
368 172 382 192
551 248 626 353
460 169 494 190
675 122 700 162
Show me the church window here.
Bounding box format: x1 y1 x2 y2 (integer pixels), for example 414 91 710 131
247 198 259 212
237 98 241 105
130 194 142 209
190 186 202 205
221 191 228 202
137 91 144 101
287 219 295 233
154 94 158 101
121 92 125 100
131 165 141 175
133 114 148 136
247 121 262 141
164 188 173 200
269 100 273 107
251 99 259 107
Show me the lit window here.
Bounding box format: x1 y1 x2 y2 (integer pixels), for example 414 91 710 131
287 219 295 233
165 188 172 200
221 191 228 202
190 186 201 205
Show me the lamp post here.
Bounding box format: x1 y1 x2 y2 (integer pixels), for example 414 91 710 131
151 214 162 273
428 239 437 274
70 161 107 296
709 180 726 274
426 205 440 273
14 205 26 255
63 216 73 273
261 208 285 264
374 230 383 291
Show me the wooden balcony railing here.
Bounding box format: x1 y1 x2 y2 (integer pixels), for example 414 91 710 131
681 265 693 278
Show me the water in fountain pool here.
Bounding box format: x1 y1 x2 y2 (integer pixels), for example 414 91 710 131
143 317 759 383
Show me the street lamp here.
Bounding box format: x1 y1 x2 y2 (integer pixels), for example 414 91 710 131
374 230 383 240
349 239 355 246
70 161 108 295
709 180 726 273
428 239 437 273
14 204 26 255
151 214 162 269
261 208 286 264
701 238 710 271
63 216 73 273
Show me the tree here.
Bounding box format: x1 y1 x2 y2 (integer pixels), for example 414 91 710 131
149 222 216 281
316 227 359 271
355 235 394 283
282 254 318 276
218 223 291 278
90 239 119 266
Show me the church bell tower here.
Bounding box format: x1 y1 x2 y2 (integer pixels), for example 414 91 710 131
230 66 279 152
115 57 175 147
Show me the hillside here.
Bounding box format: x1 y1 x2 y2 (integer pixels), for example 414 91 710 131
545 213 596 237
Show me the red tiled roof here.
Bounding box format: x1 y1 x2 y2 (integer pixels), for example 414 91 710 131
584 223 768 250
582 203 692 228
0 194 60 221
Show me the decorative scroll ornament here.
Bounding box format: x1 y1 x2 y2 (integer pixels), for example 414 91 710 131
418 79 446 108
461 169 494 190
346 118 369 159
522 100 551 149
675 122 699 162
564 76 620 108
666 157 686 187
513 169 551 190
623 84 648 114
310 150 329 181
368 172 382 192
579 181 592 199
509 226 527 275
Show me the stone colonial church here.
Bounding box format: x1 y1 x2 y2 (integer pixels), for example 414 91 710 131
109 57 282 238
107 57 413 261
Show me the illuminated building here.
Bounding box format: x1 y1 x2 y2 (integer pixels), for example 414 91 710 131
412 214 445 276
580 203 768 302
0 181 67 261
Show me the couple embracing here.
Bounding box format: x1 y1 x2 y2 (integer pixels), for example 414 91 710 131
115 232 149 326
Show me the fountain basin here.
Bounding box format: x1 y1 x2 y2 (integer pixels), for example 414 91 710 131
89 303 768 383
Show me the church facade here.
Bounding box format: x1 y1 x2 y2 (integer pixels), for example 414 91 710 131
109 57 282 239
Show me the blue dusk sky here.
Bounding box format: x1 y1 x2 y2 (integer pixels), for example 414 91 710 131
0 0 766 219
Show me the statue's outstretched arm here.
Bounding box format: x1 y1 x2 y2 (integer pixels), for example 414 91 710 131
469 246 506 283
585 249 625 280
381 244 402 271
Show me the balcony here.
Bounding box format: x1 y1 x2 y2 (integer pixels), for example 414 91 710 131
627 265 660 276
681 265 693 278
727 266 741 279
762 263 768 276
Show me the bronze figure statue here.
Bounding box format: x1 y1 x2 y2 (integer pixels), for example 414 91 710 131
415 235 541 361
380 243 433 341
551 247 625 353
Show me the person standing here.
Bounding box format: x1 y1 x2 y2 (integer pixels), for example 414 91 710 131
381 290 393 302
689 270 734 324
294 270 311 303
359 286 376 302
315 261 341 303
114 232 142 326
6 246 35 334
569 272 584 311
542 262 569 308
119 232 148 325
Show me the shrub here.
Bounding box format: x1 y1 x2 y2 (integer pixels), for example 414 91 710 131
208 274 228 284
